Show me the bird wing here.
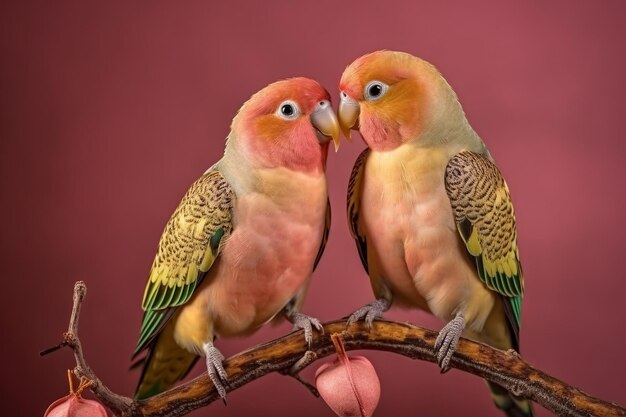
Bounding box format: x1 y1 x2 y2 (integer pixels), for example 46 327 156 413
313 198 331 271
445 151 523 349
133 168 235 356
347 148 371 273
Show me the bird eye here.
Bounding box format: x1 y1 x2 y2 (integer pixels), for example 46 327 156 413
281 104 294 115
364 81 389 101
317 100 330 110
276 100 300 120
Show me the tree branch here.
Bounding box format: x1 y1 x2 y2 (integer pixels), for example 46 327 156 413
43 281 626 417
46 281 133 412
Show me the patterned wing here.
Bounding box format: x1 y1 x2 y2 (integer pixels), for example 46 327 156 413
347 148 371 273
134 169 235 356
445 151 523 348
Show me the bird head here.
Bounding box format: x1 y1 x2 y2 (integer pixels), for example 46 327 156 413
338 50 460 152
230 77 340 173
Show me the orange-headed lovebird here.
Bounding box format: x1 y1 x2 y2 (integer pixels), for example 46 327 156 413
339 50 532 417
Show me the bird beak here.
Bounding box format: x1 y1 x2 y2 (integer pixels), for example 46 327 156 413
338 92 360 142
311 102 341 152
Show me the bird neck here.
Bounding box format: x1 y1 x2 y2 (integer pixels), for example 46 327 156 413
219 134 327 198
412 82 489 157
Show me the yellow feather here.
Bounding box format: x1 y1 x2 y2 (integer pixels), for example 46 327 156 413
143 271 161 307
156 267 168 287
199 248 214 272
507 256 518 276
176 215 189 229
192 249 202 264
466 228 482 256
484 259 496 277
194 218 207 239
162 267 174 286
167 274 177 288
502 259 512 277
186 263 197 285
135 322 197 399
150 266 162 283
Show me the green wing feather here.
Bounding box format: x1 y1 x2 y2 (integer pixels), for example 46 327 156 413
133 169 234 356
347 148 371 274
445 151 524 349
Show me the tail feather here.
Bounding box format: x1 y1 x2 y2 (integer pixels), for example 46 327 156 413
134 322 198 399
487 381 534 417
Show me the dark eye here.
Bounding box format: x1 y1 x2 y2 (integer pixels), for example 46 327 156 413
281 104 294 116
276 100 300 119
363 80 389 101
368 84 383 97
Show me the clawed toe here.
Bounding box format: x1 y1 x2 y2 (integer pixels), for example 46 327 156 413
433 313 465 373
346 298 390 328
203 343 228 399
290 312 324 347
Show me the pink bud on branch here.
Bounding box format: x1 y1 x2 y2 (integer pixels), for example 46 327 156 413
315 333 381 417
44 370 107 417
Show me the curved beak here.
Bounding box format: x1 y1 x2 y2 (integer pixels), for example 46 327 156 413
310 103 341 152
338 92 360 142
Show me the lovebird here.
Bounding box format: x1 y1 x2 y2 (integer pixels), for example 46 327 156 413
338 50 533 417
132 77 340 399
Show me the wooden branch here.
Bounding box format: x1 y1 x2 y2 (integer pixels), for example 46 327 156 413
43 281 626 417
52 281 134 412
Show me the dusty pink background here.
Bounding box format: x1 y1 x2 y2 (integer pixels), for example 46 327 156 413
2 1 625 416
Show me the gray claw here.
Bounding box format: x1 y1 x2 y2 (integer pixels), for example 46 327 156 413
347 298 390 328
434 313 465 372
290 312 324 346
203 342 228 399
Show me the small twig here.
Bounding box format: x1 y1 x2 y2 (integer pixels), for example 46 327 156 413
45 281 134 414
40 341 69 356
279 350 320 397
43 281 626 417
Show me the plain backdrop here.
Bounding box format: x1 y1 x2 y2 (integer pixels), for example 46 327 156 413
1 1 625 416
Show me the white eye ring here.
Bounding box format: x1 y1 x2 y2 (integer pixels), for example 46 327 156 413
363 80 389 101
276 100 301 120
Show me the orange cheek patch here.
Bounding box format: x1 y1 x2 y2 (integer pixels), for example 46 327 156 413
254 115 289 142
388 80 423 128
358 80 425 151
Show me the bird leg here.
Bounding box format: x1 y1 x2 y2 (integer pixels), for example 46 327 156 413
202 341 228 400
281 307 323 394
284 310 324 348
347 297 391 328
434 312 465 372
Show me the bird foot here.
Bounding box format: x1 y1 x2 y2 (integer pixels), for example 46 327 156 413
434 313 465 372
289 312 324 347
203 342 228 400
347 298 390 328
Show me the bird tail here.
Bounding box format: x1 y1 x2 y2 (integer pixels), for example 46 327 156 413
133 322 198 399
487 381 534 417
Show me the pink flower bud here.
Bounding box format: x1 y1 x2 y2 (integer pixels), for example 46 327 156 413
44 395 107 417
315 334 380 417
44 371 107 417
